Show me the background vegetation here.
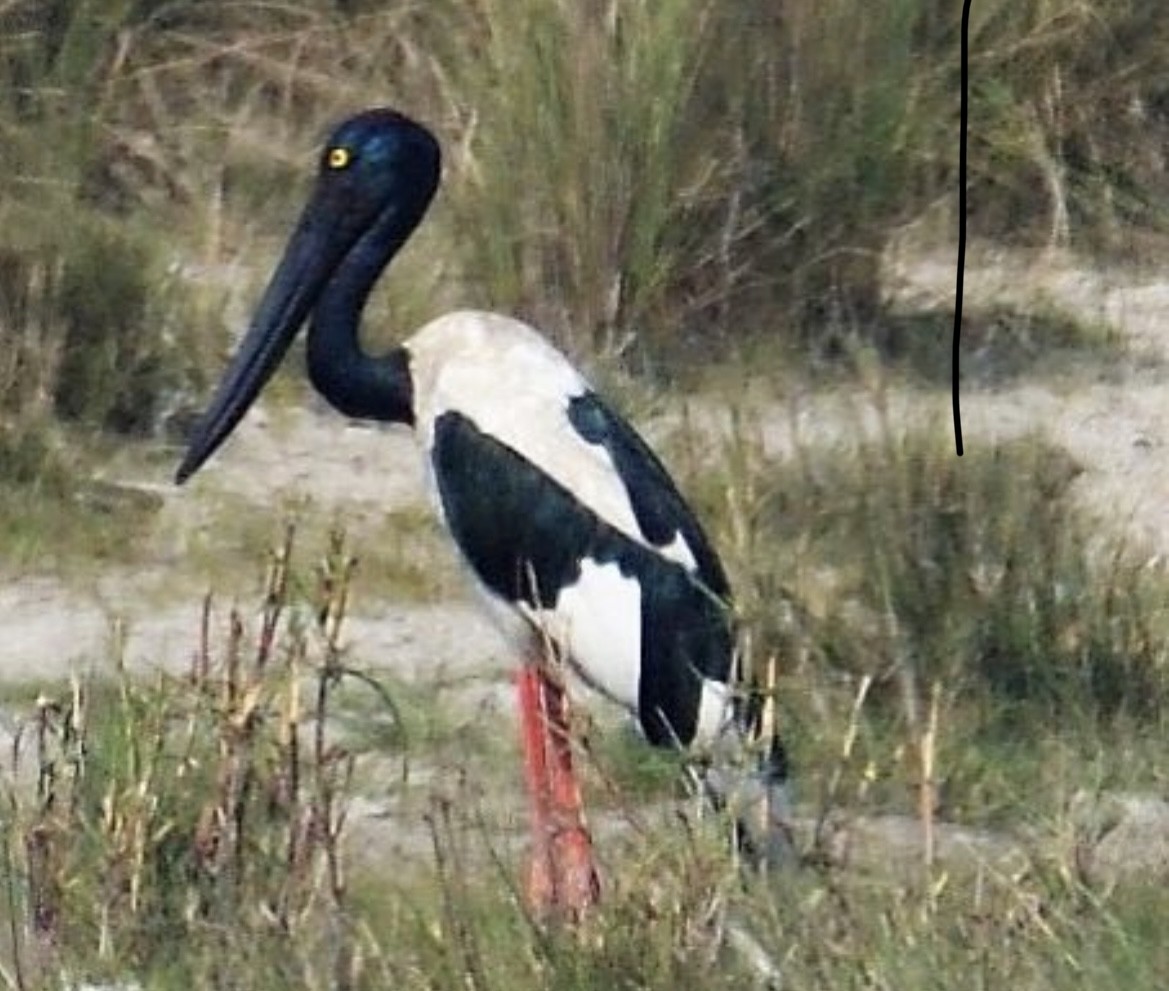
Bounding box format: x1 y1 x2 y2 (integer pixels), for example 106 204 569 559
3 0 1169 988
4 0 1168 434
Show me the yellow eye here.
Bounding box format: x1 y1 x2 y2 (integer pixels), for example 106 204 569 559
327 147 351 170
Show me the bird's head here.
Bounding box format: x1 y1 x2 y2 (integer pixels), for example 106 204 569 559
308 109 441 245
175 108 440 483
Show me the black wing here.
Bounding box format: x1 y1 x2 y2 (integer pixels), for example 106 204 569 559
566 392 730 599
431 410 733 747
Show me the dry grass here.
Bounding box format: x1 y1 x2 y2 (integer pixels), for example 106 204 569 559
1 419 1168 988
5 0 1166 439
0 525 379 987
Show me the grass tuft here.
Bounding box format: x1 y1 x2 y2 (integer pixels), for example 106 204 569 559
0 525 396 988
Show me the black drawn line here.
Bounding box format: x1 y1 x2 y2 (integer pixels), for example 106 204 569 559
953 0 971 457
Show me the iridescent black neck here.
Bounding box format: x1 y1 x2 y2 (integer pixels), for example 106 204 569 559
306 197 431 426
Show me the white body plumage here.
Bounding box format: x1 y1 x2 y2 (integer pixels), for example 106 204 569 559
404 311 734 747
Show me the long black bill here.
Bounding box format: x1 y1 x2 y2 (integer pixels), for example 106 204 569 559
175 206 352 484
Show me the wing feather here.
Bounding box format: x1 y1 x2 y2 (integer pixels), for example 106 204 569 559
430 410 733 747
408 311 726 591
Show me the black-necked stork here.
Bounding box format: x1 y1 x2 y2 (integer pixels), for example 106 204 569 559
176 108 790 916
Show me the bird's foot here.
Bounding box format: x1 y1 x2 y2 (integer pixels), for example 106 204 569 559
525 824 600 921
552 823 601 915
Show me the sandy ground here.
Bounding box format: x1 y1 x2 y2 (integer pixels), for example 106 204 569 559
1 410 509 684
6 247 1169 881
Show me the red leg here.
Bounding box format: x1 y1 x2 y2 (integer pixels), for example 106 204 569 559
515 663 600 918
516 666 554 911
539 672 601 913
